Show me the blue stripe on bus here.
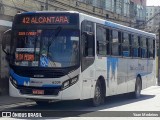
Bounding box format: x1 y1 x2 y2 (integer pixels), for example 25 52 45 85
10 69 30 86
105 21 117 28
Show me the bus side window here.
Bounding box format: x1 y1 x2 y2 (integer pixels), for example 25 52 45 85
96 25 107 56
81 20 95 71
81 20 95 57
106 29 111 55
138 36 141 57
153 39 155 58
111 30 120 56
122 32 130 57
132 35 139 58
141 37 147 58
118 31 122 56
148 38 154 59
83 33 94 57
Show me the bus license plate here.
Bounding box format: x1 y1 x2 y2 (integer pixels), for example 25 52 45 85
32 90 44 95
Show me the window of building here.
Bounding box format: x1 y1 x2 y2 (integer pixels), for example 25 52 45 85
124 0 130 17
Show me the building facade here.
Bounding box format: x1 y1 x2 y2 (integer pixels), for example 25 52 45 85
146 6 160 49
0 0 147 94
146 6 160 32
78 0 146 28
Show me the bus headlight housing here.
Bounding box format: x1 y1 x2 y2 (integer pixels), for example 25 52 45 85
70 77 78 84
62 76 78 90
10 76 17 87
63 81 70 89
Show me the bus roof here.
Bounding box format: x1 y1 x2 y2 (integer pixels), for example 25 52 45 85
18 11 155 38
78 12 155 38
18 11 79 15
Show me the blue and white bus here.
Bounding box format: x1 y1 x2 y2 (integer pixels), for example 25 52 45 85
2 11 156 106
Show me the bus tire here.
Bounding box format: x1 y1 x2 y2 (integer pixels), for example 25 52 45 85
35 101 49 105
132 77 142 99
92 80 104 107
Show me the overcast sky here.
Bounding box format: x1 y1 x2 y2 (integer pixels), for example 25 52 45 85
147 0 160 6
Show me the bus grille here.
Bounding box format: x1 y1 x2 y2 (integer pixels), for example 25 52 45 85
14 70 65 78
18 86 61 95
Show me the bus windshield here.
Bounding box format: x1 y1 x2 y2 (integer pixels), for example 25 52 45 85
13 29 80 68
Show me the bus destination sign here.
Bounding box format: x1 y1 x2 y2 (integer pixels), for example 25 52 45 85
22 16 70 24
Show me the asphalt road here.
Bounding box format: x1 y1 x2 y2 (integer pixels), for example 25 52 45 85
1 86 160 120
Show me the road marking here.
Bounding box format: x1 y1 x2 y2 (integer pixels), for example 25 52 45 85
0 102 35 110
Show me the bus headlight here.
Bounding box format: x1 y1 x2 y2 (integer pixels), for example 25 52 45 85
70 77 78 85
62 76 78 90
63 81 70 89
10 76 17 87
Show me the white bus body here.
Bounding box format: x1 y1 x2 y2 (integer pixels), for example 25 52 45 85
7 11 156 106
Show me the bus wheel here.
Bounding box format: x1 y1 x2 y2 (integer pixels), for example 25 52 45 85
92 81 103 107
132 77 142 99
35 101 49 105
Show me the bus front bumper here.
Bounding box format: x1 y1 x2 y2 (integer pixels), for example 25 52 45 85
9 80 81 101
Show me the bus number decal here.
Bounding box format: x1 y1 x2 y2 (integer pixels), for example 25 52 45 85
52 81 61 85
23 17 30 24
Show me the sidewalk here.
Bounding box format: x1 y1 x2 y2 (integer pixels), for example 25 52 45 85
0 95 30 106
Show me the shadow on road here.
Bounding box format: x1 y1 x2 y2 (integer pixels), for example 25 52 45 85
2 93 155 117
89 94 155 111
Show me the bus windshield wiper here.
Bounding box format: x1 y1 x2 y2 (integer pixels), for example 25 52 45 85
48 26 62 47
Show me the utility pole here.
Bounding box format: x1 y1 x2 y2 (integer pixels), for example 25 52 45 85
45 0 49 10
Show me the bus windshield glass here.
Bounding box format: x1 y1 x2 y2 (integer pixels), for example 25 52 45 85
13 29 80 68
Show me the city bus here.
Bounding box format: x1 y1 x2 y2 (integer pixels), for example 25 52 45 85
2 11 156 106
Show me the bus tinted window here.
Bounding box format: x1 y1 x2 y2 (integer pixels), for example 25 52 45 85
122 33 130 57
132 35 139 57
148 38 154 58
96 26 107 55
111 30 120 56
141 37 147 58
106 29 110 55
141 37 147 48
82 21 94 33
133 35 139 47
153 39 155 58
148 38 156 58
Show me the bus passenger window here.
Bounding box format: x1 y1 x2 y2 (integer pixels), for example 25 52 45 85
85 34 94 57
148 38 154 58
81 20 95 57
111 30 120 56
96 26 107 56
141 37 147 58
132 35 139 57
122 33 130 57
153 39 155 58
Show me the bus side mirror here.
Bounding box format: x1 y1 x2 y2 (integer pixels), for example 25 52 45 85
2 29 11 55
82 32 94 57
